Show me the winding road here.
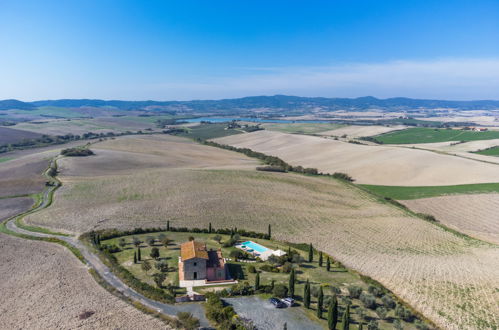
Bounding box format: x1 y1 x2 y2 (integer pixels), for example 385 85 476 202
4 159 211 329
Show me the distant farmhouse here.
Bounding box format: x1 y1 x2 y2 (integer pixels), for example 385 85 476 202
179 240 228 282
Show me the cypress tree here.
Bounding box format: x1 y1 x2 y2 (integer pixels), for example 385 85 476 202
289 269 295 297
167 220 170 231
319 251 323 267
358 323 363 330
133 251 137 264
326 257 331 271
268 224 272 239
308 243 314 262
255 272 260 290
270 280 275 291
341 304 350 330
328 294 338 330
96 234 100 246
137 247 141 261
208 222 212 233
317 286 324 319
283 322 287 330
304 280 311 309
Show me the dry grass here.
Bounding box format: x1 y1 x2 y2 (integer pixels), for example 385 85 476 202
403 194 499 245
318 125 407 137
0 233 169 329
0 154 49 197
214 130 499 186
25 135 499 329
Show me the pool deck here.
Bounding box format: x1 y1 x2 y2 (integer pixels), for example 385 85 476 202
236 241 275 261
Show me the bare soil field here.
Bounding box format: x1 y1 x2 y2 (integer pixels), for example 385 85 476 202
214 130 499 186
0 233 169 329
403 193 499 245
318 125 407 137
0 154 49 197
0 126 42 144
0 197 33 221
26 135 499 329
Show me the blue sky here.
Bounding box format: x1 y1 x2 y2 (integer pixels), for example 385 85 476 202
1 0 498 100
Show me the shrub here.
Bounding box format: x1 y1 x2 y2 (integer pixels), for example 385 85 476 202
332 172 354 182
281 262 293 273
367 320 379 330
273 284 288 298
146 236 155 246
212 234 222 243
395 304 414 322
152 272 166 288
347 285 363 299
328 286 341 295
381 294 395 309
155 260 168 272
247 265 257 274
260 264 279 273
176 312 200 330
229 250 243 259
360 292 376 309
368 285 382 297
375 306 388 320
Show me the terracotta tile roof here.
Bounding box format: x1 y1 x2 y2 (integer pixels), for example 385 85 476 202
181 240 208 261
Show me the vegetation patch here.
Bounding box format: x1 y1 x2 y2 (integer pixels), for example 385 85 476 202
360 183 499 200
374 127 499 144
61 147 94 157
172 123 244 140
472 145 499 157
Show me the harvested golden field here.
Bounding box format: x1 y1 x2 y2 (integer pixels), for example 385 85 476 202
0 233 169 329
214 130 499 186
403 193 499 245
319 125 407 138
26 134 499 329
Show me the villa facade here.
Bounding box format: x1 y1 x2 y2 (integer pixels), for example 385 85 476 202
178 240 227 282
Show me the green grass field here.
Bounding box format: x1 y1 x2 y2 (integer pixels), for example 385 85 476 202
360 183 499 200
374 127 499 144
261 123 343 134
0 157 13 163
472 146 499 157
176 123 243 140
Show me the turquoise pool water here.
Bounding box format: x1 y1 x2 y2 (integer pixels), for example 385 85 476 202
241 241 269 253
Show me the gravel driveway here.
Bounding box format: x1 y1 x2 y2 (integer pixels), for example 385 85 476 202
225 296 323 330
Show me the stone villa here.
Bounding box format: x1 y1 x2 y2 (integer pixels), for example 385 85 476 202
178 240 228 282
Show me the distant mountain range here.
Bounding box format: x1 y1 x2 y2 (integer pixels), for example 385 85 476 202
2 95 499 112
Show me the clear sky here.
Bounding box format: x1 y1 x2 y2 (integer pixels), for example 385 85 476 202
1 0 498 100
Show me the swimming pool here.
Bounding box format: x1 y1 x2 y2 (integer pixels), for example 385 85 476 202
241 241 269 253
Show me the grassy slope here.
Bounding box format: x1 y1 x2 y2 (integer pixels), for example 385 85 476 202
472 146 499 157
261 123 343 134
359 183 499 200
375 127 499 144
177 123 243 140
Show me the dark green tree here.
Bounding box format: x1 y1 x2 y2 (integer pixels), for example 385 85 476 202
208 222 212 233
319 251 323 267
167 220 170 231
133 251 137 264
268 224 272 239
137 247 141 261
289 269 295 297
326 257 331 271
358 323 363 330
150 247 160 260
328 294 338 330
342 304 350 330
304 280 311 309
308 243 314 262
255 272 260 290
270 280 275 291
317 286 324 318
283 322 287 330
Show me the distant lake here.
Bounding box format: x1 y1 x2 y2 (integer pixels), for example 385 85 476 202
184 117 331 124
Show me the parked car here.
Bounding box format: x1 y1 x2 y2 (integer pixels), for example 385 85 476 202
269 297 286 308
281 297 295 307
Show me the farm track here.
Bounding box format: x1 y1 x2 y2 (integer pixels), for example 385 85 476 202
2 159 211 328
